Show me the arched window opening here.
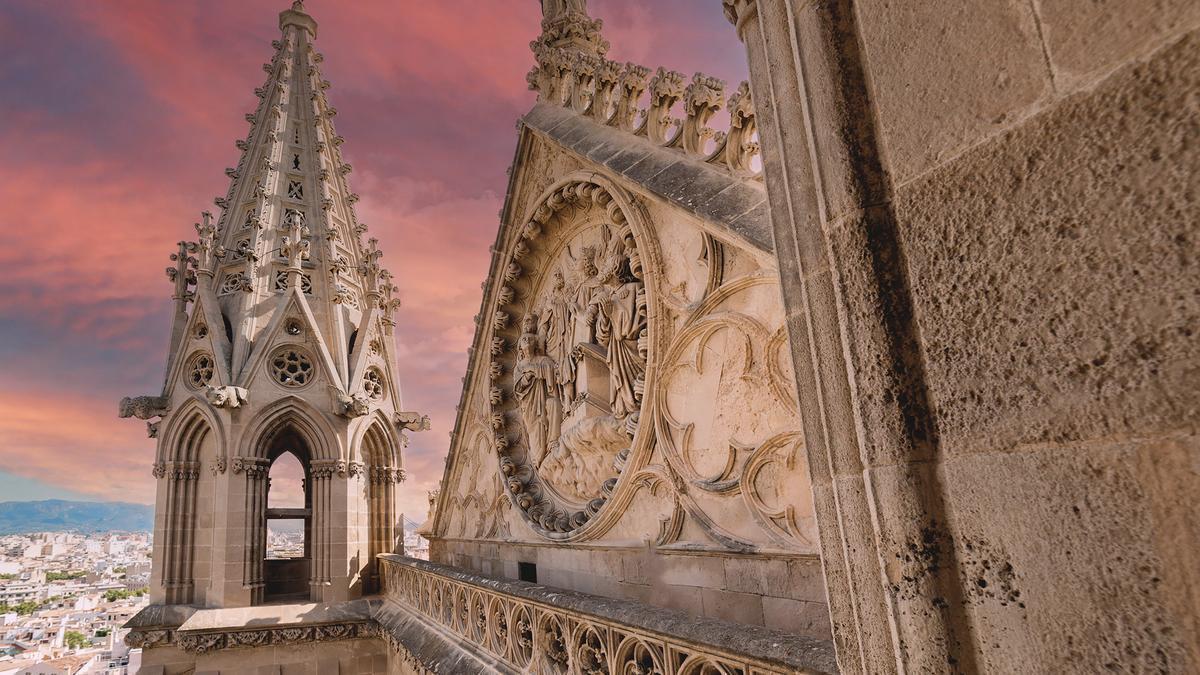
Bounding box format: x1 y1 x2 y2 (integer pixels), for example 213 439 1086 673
362 423 397 594
263 430 312 603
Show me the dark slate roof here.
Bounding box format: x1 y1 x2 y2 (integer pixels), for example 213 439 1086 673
521 103 774 254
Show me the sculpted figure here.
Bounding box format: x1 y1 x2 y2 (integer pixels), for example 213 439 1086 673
118 395 169 420
205 385 249 409
538 269 572 377
396 411 432 432
513 324 562 467
336 392 370 418
591 244 647 419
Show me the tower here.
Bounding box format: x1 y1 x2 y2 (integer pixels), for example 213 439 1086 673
121 0 425 609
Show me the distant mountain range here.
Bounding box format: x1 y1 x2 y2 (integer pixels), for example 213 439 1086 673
0 500 420 536
0 500 153 535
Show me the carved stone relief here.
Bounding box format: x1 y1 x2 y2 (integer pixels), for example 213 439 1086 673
487 179 653 537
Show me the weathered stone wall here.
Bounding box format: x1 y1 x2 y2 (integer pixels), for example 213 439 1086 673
729 0 1200 670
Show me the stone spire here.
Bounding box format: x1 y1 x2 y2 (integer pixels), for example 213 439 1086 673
160 0 399 397
120 2 420 614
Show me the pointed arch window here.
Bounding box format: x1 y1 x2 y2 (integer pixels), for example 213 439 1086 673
262 432 312 602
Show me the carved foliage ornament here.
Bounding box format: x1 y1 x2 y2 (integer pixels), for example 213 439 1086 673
487 179 652 538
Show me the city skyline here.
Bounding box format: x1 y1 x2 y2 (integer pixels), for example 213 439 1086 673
0 1 747 519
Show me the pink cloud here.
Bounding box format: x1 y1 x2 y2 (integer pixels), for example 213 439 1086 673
0 0 749 519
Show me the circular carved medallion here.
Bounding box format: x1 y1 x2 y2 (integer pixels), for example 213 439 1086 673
489 179 652 537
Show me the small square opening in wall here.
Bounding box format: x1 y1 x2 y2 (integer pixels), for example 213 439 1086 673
518 562 537 584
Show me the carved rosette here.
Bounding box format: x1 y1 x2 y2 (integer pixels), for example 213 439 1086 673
487 178 656 539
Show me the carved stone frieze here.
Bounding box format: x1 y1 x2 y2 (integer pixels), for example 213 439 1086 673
525 33 759 175
153 621 377 654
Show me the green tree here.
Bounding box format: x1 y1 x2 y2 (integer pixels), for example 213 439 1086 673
64 630 88 649
46 571 85 582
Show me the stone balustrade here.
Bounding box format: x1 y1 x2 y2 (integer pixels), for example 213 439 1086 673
526 48 760 177
376 555 837 674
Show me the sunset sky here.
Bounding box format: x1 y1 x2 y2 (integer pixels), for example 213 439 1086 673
0 0 747 519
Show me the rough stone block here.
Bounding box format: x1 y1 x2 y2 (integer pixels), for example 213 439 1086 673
656 555 725 588
854 0 1051 181
763 596 834 640
723 557 789 596
942 437 1197 672
701 587 766 627
897 32 1200 453
1036 0 1200 88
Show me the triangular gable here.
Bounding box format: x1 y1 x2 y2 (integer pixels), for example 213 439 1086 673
238 285 344 396
164 292 232 397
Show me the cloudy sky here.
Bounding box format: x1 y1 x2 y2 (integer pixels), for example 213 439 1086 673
0 0 747 519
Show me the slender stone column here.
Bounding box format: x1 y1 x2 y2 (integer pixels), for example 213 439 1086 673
233 457 270 604
310 459 341 600
158 461 200 605
724 1 975 672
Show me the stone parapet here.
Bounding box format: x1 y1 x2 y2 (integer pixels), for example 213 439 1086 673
376 554 838 674
124 599 377 653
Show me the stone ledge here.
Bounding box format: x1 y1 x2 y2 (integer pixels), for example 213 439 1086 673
379 554 839 674
124 599 380 654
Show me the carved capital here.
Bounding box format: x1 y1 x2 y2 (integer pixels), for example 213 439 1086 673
232 457 271 478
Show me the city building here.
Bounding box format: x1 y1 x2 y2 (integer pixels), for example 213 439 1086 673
119 0 1199 673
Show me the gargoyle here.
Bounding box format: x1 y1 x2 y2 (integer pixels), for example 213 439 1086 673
396 411 431 432
336 392 371 418
119 395 169 420
205 385 249 409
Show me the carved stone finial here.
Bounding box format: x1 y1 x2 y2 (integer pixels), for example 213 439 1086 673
167 241 198 305
359 238 384 295
280 210 310 272
533 0 607 57
194 212 222 274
